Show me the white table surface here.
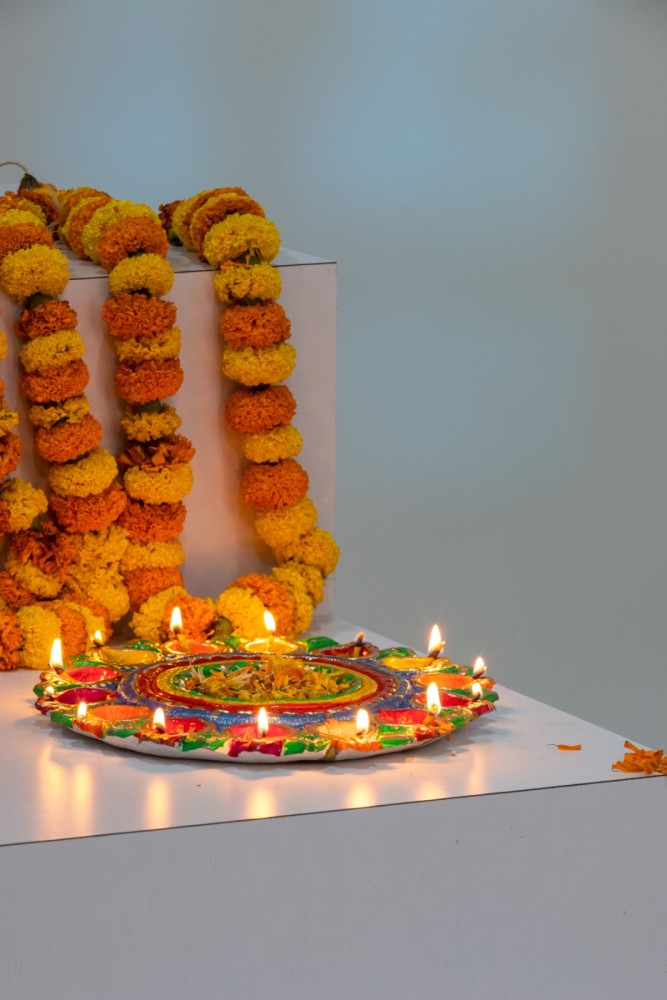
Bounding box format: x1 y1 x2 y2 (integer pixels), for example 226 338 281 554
0 619 648 849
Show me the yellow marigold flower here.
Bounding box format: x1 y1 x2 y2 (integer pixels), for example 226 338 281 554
0 208 47 229
67 571 130 624
0 402 19 436
240 423 303 464
221 342 296 387
49 447 118 499
215 585 267 638
108 254 174 298
130 585 187 643
29 395 90 429
121 539 185 572
68 523 129 569
171 191 217 250
274 560 325 606
5 555 63 599
0 478 48 531
124 463 193 504
0 245 69 301
120 403 181 442
203 215 281 268
269 567 315 633
0 329 6 360
275 527 340 577
19 329 84 373
17 605 62 669
213 262 281 305
254 497 317 551
115 326 180 365
82 200 160 263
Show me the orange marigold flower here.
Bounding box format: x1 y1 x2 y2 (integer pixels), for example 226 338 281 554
61 195 112 258
50 481 127 533
0 222 54 263
118 498 186 543
0 570 34 609
158 200 182 231
190 192 265 254
124 566 184 611
48 602 88 660
60 591 112 639
20 359 89 403
240 458 309 512
102 293 177 339
162 593 217 642
8 521 75 582
117 434 195 473
35 412 102 463
114 359 183 404
97 217 169 271
0 432 21 477
225 385 296 434
232 573 295 636
59 187 109 219
0 608 21 670
16 299 78 339
20 186 61 226
220 301 290 350
174 187 249 249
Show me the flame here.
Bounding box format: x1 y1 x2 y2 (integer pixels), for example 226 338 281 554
426 681 441 714
471 681 483 700
45 684 55 697
153 707 166 732
263 610 276 635
169 605 183 634
472 656 486 678
257 706 269 737
355 708 370 736
49 637 63 670
427 624 443 658
76 701 87 722
92 629 104 646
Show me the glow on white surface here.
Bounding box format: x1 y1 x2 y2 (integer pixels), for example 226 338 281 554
71 764 93 833
345 782 376 811
144 777 172 830
246 785 277 821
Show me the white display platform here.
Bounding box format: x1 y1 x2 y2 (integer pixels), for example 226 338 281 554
0 246 337 609
1 620 664 1000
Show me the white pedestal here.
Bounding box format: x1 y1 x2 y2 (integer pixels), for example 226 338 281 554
1 620 664 1000
0 247 337 608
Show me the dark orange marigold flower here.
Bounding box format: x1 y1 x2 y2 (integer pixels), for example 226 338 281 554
240 458 309 511
61 591 112 639
0 608 22 670
190 194 265 254
62 195 112 258
0 570 35 609
115 359 183 404
0 222 54 264
0 432 21 477
119 498 186 543
50 481 127 534
20 186 61 226
102 293 177 339
35 413 102 463
20 359 89 403
98 217 169 272
118 434 194 473
9 521 75 582
220 301 291 350
49 602 88 660
233 573 295 635
16 299 78 340
162 593 216 642
125 566 184 611
225 385 296 434
158 200 182 231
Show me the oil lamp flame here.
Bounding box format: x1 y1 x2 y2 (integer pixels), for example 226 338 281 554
76 701 87 722
427 624 443 658
153 707 166 732
49 637 63 670
471 681 483 700
355 708 370 736
45 684 55 697
426 681 441 714
257 706 269 737
472 657 486 678
92 629 104 647
169 606 183 634
263 610 276 635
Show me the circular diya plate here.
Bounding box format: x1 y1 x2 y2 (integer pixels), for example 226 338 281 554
34 649 498 763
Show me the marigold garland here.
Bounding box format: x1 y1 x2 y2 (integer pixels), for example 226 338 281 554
225 385 296 434
19 359 89 403
35 412 102 463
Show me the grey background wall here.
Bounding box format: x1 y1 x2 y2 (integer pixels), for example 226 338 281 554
2 0 666 746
